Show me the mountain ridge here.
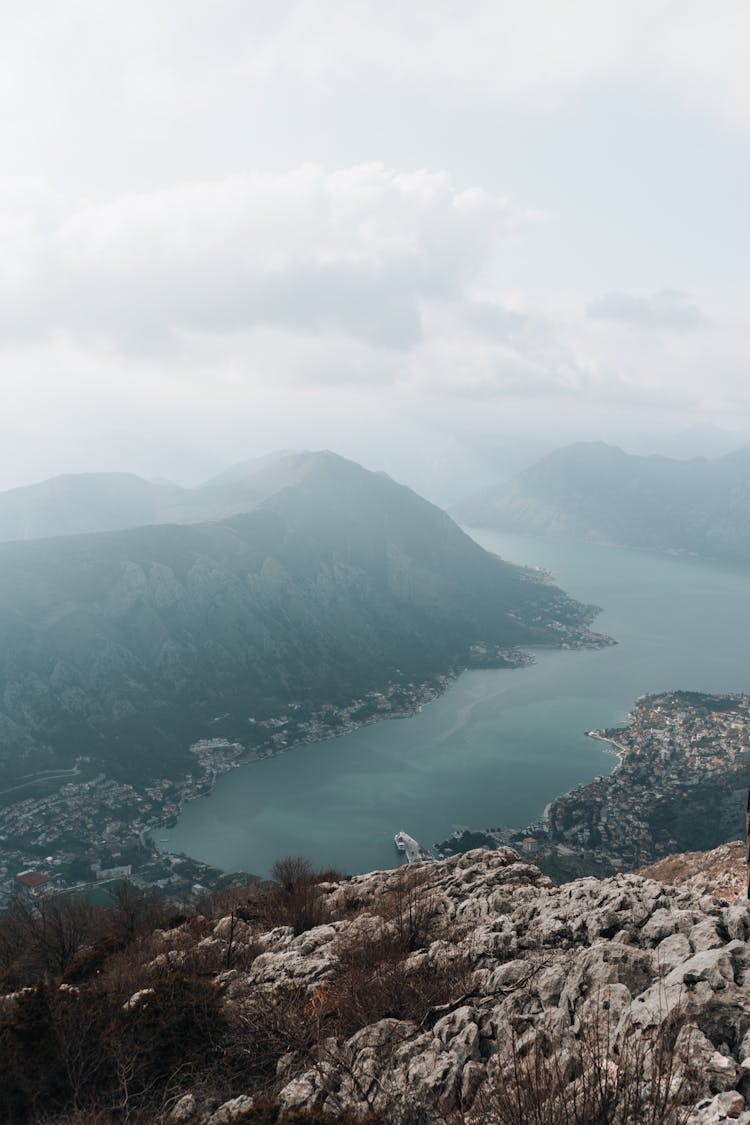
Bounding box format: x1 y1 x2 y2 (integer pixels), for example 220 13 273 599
0 450 367 544
454 440 750 562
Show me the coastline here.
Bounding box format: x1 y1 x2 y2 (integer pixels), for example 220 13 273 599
0 615 612 899
444 721 630 858
155 618 617 876
154 633 605 853
585 728 630 767
154 661 496 840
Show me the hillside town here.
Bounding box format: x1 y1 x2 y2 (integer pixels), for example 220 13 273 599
546 691 750 868
442 691 750 878
6 682 744 909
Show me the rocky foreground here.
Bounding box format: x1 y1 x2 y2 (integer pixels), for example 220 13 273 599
163 846 750 1123
4 844 750 1123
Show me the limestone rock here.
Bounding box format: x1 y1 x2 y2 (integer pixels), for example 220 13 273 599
9 845 750 1123
204 1095 255 1123
169 1093 198 1122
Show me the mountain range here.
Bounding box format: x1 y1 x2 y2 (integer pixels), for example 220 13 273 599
455 441 750 562
0 452 603 786
0 451 335 543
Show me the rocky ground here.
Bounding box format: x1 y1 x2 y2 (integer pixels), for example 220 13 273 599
155 845 750 1123
5 844 750 1123
639 842 747 903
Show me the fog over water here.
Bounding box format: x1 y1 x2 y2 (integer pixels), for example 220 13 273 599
161 530 750 876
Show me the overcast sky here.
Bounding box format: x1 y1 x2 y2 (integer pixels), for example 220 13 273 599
2 1 749 496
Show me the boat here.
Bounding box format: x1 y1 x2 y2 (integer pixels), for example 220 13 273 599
394 832 407 851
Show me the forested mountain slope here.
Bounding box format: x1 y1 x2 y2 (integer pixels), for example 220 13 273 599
0 453 602 784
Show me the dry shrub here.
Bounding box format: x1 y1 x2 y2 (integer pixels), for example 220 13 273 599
309 925 474 1040
194 1101 384 1124
224 982 319 1096
0 894 101 981
478 1000 701 1125
0 885 170 989
376 865 444 952
0 967 231 1122
237 857 339 935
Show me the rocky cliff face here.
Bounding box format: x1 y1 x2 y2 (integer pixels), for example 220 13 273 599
127 845 750 1123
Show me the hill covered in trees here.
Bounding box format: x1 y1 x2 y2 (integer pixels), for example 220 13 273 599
0 453 605 786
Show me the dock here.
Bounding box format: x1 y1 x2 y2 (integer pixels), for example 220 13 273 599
394 830 435 864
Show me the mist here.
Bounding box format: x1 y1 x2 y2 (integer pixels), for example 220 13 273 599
2 3 750 499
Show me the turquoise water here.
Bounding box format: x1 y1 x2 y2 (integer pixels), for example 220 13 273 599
160 531 750 876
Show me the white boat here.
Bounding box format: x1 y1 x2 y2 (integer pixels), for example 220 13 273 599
394 832 407 851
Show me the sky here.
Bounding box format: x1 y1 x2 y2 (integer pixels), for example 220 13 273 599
2 1 749 499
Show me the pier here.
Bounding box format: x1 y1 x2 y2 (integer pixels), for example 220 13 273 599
394 830 435 864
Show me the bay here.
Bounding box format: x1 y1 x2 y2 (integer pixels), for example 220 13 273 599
159 531 750 876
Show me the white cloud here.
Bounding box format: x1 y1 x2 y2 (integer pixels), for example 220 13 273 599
0 4 749 490
0 165 523 352
95 1 750 126
587 290 708 331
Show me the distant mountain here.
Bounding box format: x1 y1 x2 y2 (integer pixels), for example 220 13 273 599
0 451 346 543
0 452 604 785
0 473 186 542
454 441 750 562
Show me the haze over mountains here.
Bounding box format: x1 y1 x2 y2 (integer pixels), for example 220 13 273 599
0 452 341 544
0 452 603 787
456 441 750 563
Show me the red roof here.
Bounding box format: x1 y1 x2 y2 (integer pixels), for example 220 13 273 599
15 871 50 888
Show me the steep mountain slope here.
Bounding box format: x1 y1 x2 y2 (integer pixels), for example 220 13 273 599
455 441 750 562
0 454 603 785
3 846 750 1122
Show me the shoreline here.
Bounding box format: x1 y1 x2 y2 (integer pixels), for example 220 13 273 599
154 663 490 841
585 728 630 767
454 722 630 853
1 616 612 898
154 635 604 854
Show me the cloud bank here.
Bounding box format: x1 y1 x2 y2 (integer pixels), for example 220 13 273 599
1 3 749 492
0 166 522 353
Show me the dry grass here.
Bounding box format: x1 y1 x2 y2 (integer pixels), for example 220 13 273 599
639 841 745 901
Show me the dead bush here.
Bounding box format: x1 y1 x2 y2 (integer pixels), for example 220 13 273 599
377 866 443 953
224 982 319 1095
311 924 474 1040
478 999 701 1125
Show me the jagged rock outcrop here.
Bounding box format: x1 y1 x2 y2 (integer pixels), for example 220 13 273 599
6 845 750 1121
150 847 750 1123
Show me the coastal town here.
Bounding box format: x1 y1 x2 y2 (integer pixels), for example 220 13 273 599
442 691 750 879
0 673 456 907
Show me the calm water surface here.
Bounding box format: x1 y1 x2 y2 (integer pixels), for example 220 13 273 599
161 532 750 876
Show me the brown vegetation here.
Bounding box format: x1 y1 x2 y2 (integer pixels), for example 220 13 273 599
476 1000 701 1125
0 858 712 1123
